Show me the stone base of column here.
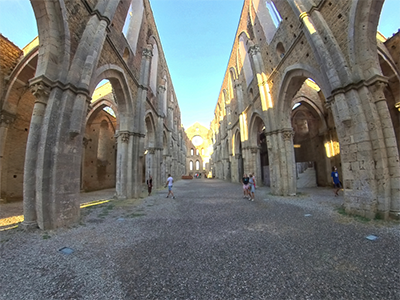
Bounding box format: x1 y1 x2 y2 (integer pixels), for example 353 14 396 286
20 221 38 231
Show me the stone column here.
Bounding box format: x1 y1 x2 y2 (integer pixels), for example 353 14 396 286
158 84 167 117
137 46 152 133
231 154 238 183
168 107 174 131
235 81 245 114
81 136 89 191
116 131 130 199
21 82 50 229
223 158 231 181
282 129 296 196
368 81 400 217
249 45 272 113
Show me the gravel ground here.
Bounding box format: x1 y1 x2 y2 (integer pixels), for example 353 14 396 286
0 179 399 300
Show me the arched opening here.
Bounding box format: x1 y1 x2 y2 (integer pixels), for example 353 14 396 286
82 80 117 192
123 47 130 62
276 42 285 58
234 130 244 183
289 78 336 188
249 115 269 187
1 47 38 203
144 114 156 184
378 51 400 157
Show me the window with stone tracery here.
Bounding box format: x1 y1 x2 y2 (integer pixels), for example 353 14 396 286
190 161 193 170
122 0 144 54
196 160 200 170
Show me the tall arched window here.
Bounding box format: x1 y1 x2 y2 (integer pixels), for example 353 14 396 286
266 0 282 27
196 149 199 155
149 42 159 94
122 0 144 54
163 79 168 116
239 36 253 87
228 70 235 101
190 161 193 171
196 160 200 170
252 0 282 44
191 148 194 156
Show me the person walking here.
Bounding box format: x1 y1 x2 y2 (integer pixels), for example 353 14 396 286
146 175 153 196
242 173 250 199
165 174 175 199
248 174 255 201
331 166 341 196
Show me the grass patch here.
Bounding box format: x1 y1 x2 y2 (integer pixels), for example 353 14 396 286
97 203 115 218
335 207 371 223
354 215 371 223
42 233 51 240
127 213 146 218
336 206 346 216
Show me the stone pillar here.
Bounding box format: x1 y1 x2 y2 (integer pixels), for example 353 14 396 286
137 46 152 133
249 45 272 113
81 136 89 191
235 81 244 113
249 147 262 188
154 148 163 189
158 84 167 117
266 129 296 196
282 129 296 196
231 154 238 183
21 82 50 229
116 131 130 199
223 158 231 181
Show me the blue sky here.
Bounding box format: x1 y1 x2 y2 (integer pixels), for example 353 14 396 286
0 0 399 130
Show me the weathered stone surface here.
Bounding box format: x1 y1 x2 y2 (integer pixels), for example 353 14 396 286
210 0 400 220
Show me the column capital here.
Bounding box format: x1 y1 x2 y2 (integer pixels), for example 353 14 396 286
158 85 166 93
142 47 153 59
248 44 260 56
30 82 51 105
368 79 388 104
282 129 294 141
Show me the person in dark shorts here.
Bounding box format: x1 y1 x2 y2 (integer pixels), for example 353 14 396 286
242 173 250 199
331 166 341 196
147 175 153 196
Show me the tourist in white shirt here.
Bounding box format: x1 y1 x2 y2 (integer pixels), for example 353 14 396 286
165 174 175 199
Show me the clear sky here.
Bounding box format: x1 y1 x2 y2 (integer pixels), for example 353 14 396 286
0 0 399 130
